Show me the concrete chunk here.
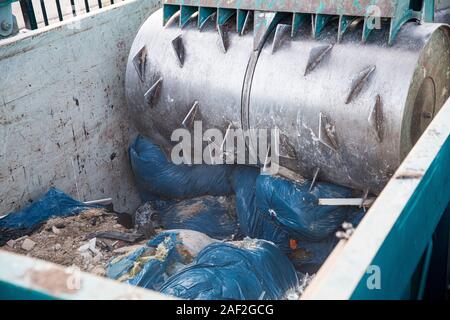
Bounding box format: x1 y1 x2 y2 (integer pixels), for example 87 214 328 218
21 238 36 251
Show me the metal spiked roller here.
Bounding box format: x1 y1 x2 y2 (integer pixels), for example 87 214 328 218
125 0 450 194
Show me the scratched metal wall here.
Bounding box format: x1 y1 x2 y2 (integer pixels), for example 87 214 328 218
0 0 161 215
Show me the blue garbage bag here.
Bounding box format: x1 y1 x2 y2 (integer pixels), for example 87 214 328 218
256 175 354 241
107 230 216 290
348 209 366 227
129 135 234 199
230 166 292 252
159 239 299 300
289 236 339 274
0 188 100 230
0 188 101 245
106 246 148 280
157 196 239 240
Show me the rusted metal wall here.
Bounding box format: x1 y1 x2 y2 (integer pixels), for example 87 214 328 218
0 0 161 215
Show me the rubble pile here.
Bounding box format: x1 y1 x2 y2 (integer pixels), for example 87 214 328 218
1 208 144 276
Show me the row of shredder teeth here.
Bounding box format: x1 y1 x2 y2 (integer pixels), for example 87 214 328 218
163 5 425 45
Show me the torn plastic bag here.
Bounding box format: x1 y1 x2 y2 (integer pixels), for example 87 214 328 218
160 238 298 300
230 166 291 252
158 196 239 240
134 196 239 240
107 229 215 290
256 175 354 241
0 188 101 245
0 188 100 229
159 238 299 300
129 135 234 199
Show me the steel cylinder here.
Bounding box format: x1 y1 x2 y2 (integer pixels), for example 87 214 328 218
125 9 450 193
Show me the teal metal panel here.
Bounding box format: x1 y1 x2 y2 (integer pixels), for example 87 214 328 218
291 12 309 37
417 239 433 299
422 0 435 22
164 0 437 44
424 205 450 299
351 136 450 299
388 2 421 44
338 15 357 40
0 281 57 300
164 0 398 17
163 4 180 25
180 5 197 27
313 14 332 38
199 6 215 28
217 7 235 25
237 9 248 34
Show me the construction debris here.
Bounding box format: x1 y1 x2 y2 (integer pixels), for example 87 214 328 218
6 239 16 248
52 225 62 235
21 238 36 251
91 231 144 243
134 202 159 237
1 208 145 274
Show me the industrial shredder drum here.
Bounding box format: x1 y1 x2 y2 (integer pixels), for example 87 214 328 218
125 9 450 193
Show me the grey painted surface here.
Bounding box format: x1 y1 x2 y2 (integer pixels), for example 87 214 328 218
0 0 161 215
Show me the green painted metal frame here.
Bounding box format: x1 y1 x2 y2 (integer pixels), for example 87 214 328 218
164 0 399 16
162 0 436 43
423 205 450 299
0 0 18 7
351 139 450 299
416 239 433 299
0 0 19 37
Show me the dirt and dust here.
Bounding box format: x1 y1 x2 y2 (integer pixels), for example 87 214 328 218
1 208 147 276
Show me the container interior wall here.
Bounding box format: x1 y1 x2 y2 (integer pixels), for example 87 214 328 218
0 0 161 215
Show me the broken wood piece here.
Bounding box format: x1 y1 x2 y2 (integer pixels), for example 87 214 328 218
83 198 113 206
90 231 144 243
318 197 376 207
275 165 307 184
